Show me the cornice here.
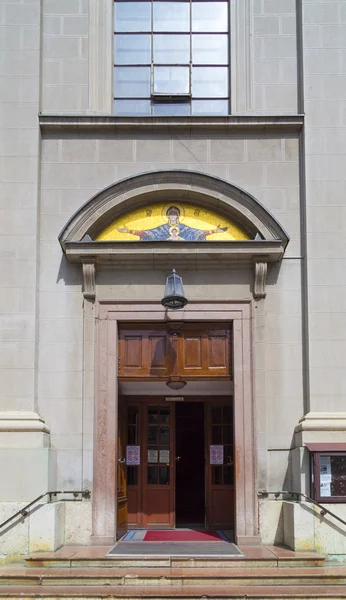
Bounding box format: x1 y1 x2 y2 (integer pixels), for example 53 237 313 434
39 114 304 133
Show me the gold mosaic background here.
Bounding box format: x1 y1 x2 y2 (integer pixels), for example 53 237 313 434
96 203 250 241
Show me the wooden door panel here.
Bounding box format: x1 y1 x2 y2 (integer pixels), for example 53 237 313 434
119 328 170 378
208 333 228 369
149 335 167 369
144 490 171 526
125 335 142 369
179 326 231 378
184 335 203 369
117 406 128 539
210 489 234 528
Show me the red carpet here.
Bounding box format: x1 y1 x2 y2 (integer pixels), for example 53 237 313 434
143 530 223 542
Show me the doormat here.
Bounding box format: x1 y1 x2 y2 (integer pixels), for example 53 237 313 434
143 529 223 542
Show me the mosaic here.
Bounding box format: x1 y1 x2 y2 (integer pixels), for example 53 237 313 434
96 203 250 242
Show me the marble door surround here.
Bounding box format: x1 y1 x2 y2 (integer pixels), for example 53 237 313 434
91 300 259 546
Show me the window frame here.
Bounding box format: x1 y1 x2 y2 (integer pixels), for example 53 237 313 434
312 451 346 504
113 0 231 116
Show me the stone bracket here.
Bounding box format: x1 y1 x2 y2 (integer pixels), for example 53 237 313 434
253 261 268 300
82 261 96 301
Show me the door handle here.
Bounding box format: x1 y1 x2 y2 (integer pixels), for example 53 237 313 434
175 456 181 462
118 458 126 464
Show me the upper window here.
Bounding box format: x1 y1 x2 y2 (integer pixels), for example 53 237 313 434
113 1 230 116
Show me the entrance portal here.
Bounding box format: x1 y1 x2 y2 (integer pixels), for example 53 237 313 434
175 402 205 528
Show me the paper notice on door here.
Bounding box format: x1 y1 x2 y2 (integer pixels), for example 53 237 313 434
210 445 224 465
148 449 158 463
126 445 140 465
159 449 170 464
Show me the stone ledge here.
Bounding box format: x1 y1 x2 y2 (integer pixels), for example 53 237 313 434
39 114 304 133
295 412 346 447
0 412 50 434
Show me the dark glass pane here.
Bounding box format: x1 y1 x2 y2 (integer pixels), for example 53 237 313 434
224 445 233 465
154 66 189 94
115 34 151 64
159 426 170 444
154 34 190 64
212 466 222 485
223 426 232 444
148 426 158 444
114 99 151 116
128 425 137 444
223 405 232 424
212 425 222 444
191 99 228 115
330 456 346 497
192 2 228 33
192 34 228 65
153 1 190 32
159 407 170 424
127 466 138 485
224 465 234 485
148 466 158 484
148 406 159 423
192 67 228 97
159 466 170 485
115 2 151 32
212 407 222 424
128 407 138 425
153 101 190 116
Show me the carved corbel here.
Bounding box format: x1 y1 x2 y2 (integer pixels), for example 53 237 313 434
254 261 268 300
82 261 96 301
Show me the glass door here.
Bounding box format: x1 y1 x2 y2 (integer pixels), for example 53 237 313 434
142 403 175 528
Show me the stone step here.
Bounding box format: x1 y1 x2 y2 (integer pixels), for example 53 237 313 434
2 566 346 588
25 554 326 570
0 584 346 599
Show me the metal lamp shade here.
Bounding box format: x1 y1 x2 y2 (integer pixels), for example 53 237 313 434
161 269 188 310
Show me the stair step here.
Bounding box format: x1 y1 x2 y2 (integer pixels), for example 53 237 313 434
2 566 346 588
0 584 346 599
25 555 326 569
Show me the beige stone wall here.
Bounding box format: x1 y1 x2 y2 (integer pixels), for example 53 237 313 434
252 0 298 114
41 0 89 113
304 1 346 413
0 0 40 413
39 131 303 492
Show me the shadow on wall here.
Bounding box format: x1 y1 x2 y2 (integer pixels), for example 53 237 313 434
56 255 83 287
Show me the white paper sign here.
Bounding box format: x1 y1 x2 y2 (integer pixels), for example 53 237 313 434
320 456 331 476
320 481 331 497
210 445 224 465
126 445 140 465
159 449 170 464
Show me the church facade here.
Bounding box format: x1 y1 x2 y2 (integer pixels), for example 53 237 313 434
1 0 346 557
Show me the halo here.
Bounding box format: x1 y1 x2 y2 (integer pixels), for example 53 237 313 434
162 203 185 223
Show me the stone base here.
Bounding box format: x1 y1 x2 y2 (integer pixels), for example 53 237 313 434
0 501 92 557
260 499 346 557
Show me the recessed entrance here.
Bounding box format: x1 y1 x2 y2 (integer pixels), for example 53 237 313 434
175 402 205 528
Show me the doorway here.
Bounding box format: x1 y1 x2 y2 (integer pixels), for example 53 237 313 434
175 402 205 528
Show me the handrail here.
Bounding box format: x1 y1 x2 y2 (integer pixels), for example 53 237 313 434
0 490 91 532
258 489 346 529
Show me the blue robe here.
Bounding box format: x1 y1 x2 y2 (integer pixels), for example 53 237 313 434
138 224 207 241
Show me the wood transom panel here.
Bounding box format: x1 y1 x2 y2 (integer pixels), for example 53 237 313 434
118 324 231 380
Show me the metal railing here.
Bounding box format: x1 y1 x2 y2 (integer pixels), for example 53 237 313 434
258 490 346 529
0 490 91 532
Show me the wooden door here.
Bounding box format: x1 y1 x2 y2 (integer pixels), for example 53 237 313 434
178 325 231 379
206 401 234 529
142 403 175 528
117 405 128 539
118 326 171 379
